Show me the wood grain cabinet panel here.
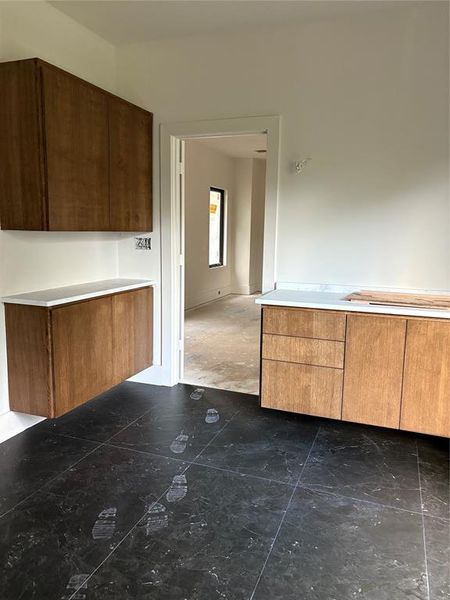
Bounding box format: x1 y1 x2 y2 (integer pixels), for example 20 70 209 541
52 297 113 416
261 359 343 419
5 304 51 416
42 65 110 231
112 287 153 382
263 307 346 341
262 334 344 369
0 58 153 232
109 97 152 232
0 59 46 230
400 320 450 437
342 314 406 429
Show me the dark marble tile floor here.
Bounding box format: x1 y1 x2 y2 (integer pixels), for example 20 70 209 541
0 382 448 600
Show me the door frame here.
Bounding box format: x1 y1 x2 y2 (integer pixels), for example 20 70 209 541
160 115 281 385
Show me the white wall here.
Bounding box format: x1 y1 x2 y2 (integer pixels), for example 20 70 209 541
184 140 235 309
116 3 449 295
230 158 253 295
232 158 266 295
0 2 119 415
249 159 266 293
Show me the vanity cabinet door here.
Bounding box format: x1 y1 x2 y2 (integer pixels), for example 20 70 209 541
51 297 113 416
342 314 406 429
400 320 450 437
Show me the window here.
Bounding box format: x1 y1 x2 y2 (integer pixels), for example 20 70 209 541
209 187 225 267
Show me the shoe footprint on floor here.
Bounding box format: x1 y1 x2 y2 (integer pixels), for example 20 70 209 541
166 474 188 503
190 388 205 400
91 507 117 540
61 574 89 600
142 501 168 534
170 433 189 454
205 408 219 423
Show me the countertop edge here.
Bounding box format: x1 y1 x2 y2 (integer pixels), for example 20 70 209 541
255 297 450 320
2 280 156 307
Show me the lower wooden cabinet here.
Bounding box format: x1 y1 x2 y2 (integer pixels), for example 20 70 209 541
342 315 406 429
400 320 450 437
260 306 450 437
5 286 153 417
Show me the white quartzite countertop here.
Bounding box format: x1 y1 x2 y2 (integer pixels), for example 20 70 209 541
256 288 450 320
2 278 156 308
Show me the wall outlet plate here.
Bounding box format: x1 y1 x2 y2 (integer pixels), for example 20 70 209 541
135 236 152 250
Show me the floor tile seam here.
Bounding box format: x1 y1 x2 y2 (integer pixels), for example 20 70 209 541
98 440 191 465
67 479 177 600
100 406 157 444
0 440 106 521
189 459 297 488
248 426 322 600
296 483 431 518
416 440 431 600
188 409 241 465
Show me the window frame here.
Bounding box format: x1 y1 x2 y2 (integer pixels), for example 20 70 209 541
208 186 226 269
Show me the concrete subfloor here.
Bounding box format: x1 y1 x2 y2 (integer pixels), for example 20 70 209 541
183 294 261 395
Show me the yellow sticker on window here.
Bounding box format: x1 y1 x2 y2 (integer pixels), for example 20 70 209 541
210 204 218 214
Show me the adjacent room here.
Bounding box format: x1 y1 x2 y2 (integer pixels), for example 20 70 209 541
0 2 448 599
183 135 266 394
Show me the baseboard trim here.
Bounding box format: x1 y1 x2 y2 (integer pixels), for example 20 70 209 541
0 411 46 444
127 364 173 387
185 285 234 311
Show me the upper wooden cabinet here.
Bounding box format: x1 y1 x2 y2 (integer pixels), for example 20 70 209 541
0 58 152 232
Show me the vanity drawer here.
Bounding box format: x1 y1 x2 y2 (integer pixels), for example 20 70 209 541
262 334 344 369
263 307 346 341
261 359 343 419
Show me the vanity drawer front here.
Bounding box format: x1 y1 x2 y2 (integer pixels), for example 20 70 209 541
261 359 343 419
263 307 346 341
262 334 344 369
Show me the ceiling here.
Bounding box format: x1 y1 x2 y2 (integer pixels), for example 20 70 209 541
190 134 267 160
48 1 421 45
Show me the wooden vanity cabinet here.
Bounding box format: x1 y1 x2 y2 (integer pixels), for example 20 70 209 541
0 58 152 232
5 287 153 418
260 306 450 437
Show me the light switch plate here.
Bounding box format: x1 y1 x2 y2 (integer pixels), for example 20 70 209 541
135 236 152 250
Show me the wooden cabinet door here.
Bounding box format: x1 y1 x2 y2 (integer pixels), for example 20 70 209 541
401 320 450 437
109 97 152 232
261 360 343 419
342 314 406 428
0 59 46 230
42 65 110 231
112 287 153 382
51 297 113 416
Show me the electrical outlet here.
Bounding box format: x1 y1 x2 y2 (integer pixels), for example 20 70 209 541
135 236 152 250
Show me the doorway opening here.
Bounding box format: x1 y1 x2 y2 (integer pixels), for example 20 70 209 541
159 115 280 388
181 134 267 394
